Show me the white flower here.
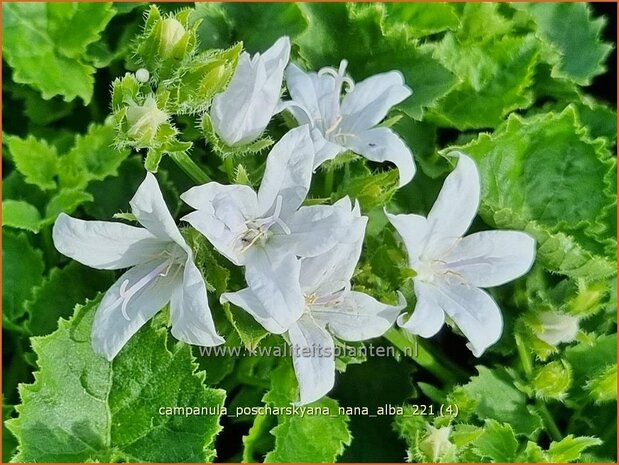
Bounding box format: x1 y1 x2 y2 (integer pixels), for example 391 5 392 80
387 153 536 356
283 60 415 187
52 173 224 360
223 199 405 405
210 36 290 146
181 125 355 333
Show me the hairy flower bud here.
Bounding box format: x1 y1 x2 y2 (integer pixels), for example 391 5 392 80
535 311 579 346
125 97 168 146
159 18 186 58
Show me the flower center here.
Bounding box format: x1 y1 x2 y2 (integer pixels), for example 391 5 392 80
318 60 355 141
414 259 466 285
237 195 291 254
304 284 348 311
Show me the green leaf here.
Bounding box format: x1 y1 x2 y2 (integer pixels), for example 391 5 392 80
190 3 233 50
384 3 459 37
336 167 400 210
522 3 613 85
449 366 542 436
7 296 226 462
216 3 308 53
472 420 518 462
450 107 616 279
2 3 114 103
296 3 457 120
6 84 75 125
564 333 617 404
46 3 116 58
263 363 352 462
58 123 131 190
44 188 94 222
25 262 114 336
2 231 45 329
428 34 539 129
223 303 269 350
547 435 603 462
2 200 42 233
6 135 58 190
2 405 18 462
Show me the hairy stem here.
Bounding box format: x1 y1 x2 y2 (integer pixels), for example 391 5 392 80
384 328 466 386
169 151 211 184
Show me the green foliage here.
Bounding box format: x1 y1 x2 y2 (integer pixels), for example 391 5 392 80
2 3 115 103
7 297 226 462
521 3 613 85
2 2 616 463
450 107 616 279
3 123 130 232
262 363 352 462
2 232 44 329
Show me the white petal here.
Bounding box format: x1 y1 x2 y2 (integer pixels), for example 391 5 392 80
270 203 364 259
285 63 340 133
432 278 503 357
211 37 290 146
397 280 445 338
170 255 224 347
52 213 162 270
130 172 185 247
444 231 536 288
346 127 416 187
242 248 305 332
385 212 429 266
310 127 345 168
298 213 366 294
92 260 181 360
221 287 288 334
181 183 259 265
425 153 480 255
340 71 411 133
315 291 405 341
257 125 315 216
288 316 335 405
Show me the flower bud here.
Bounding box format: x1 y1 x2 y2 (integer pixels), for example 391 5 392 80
159 18 186 58
125 97 168 146
535 311 579 346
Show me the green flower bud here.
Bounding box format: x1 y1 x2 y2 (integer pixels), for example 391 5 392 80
159 18 186 59
126 97 168 147
533 360 571 400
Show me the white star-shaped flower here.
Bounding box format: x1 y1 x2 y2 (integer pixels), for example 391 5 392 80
52 173 224 360
387 153 536 356
283 59 415 187
222 199 405 404
181 125 355 333
210 36 290 146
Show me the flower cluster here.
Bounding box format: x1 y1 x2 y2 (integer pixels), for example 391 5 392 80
53 37 536 405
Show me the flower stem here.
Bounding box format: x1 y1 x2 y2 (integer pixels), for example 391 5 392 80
536 400 563 442
323 166 335 197
384 328 465 386
516 331 563 441
515 331 534 377
169 151 211 184
224 157 235 182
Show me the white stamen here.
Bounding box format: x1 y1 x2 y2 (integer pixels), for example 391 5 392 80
237 195 292 254
118 260 172 321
